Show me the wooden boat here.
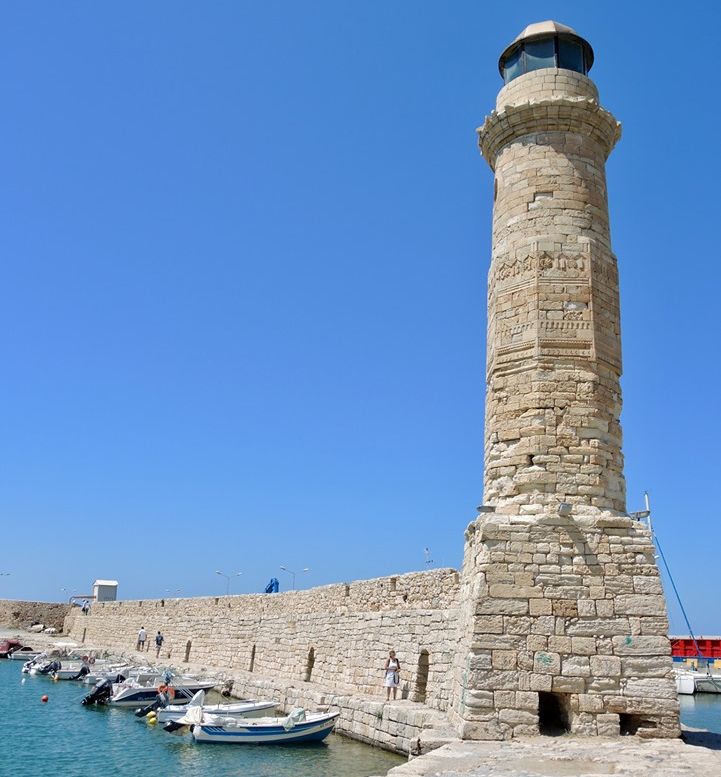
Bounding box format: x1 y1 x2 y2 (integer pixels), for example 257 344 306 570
167 706 340 744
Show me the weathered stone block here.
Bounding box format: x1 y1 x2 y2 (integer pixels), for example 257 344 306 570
529 598 552 616
562 656 590 677
589 655 621 676
614 595 666 616
476 599 530 616
533 651 560 674
492 650 518 670
552 675 585 693
611 636 670 656
571 637 597 655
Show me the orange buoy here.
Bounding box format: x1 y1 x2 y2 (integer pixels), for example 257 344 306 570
41 695 49 703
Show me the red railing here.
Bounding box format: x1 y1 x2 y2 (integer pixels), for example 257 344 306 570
671 636 721 658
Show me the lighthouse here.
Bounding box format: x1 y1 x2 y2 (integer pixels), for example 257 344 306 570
450 22 679 740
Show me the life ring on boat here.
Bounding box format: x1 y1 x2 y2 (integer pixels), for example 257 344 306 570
166 687 175 700
81 656 89 663
157 684 168 693
88 656 96 665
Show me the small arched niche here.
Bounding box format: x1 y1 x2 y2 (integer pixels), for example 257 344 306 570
413 649 430 703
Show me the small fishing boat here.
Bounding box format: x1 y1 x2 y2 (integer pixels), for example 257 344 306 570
154 690 276 723
166 706 339 744
7 646 40 660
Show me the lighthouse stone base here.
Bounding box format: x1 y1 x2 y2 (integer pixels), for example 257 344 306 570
449 511 680 740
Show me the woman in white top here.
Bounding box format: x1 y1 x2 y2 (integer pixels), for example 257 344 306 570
383 650 401 701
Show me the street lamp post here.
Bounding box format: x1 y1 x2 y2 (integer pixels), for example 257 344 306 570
279 566 310 591
215 570 242 595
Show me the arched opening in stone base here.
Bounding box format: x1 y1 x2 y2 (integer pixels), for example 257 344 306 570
538 691 571 735
413 649 429 703
620 713 657 736
304 647 315 682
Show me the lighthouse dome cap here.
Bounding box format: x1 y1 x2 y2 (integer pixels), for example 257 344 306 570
512 20 579 43
499 20 594 76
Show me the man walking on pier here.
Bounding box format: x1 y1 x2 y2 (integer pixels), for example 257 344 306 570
136 626 146 651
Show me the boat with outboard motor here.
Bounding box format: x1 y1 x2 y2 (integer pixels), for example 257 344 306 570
152 690 276 723
82 672 218 707
164 705 340 744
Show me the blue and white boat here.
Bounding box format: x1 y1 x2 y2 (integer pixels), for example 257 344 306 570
110 678 218 707
169 706 340 744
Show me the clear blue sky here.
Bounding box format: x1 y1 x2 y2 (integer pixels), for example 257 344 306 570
1 2 718 633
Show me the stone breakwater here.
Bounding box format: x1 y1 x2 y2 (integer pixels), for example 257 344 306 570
63 569 461 754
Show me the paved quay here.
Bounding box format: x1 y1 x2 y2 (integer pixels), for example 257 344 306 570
371 732 721 777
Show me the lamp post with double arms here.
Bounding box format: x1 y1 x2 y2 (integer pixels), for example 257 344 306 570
279 566 310 591
215 570 242 595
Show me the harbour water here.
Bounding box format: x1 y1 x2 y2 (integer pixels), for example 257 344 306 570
679 693 721 734
5 658 721 777
0 660 403 777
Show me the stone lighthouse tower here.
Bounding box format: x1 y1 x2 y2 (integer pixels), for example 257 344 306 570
450 22 679 740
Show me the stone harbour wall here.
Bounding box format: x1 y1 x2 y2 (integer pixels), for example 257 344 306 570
66 569 461 712
0 599 71 631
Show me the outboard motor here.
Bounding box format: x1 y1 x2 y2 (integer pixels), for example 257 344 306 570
81 678 114 706
39 660 61 676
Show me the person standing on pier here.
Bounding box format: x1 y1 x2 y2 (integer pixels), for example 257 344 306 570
136 626 146 651
155 631 164 657
383 650 401 701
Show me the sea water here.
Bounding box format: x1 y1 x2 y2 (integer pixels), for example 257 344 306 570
679 693 721 734
0 660 403 777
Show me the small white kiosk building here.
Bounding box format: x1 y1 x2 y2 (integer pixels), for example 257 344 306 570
92 580 118 602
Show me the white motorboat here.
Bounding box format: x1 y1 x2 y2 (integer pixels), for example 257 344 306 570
155 690 276 723
82 675 218 707
167 706 340 744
